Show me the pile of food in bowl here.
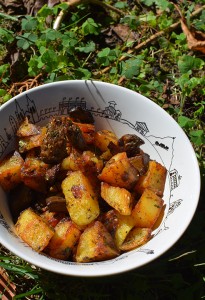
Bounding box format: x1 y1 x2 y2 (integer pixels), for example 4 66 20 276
0 80 200 276
0 106 166 263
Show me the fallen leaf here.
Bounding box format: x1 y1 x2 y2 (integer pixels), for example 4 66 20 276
180 18 205 54
0 0 59 15
173 3 205 54
111 24 138 43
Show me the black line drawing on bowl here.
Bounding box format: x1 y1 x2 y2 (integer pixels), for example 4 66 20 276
155 140 169 150
169 169 182 191
0 136 9 157
167 199 183 216
0 213 12 233
138 248 154 254
85 80 107 104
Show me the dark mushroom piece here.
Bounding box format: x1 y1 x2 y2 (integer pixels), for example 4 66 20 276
67 122 88 151
69 106 95 124
129 151 150 175
108 134 144 158
46 195 67 213
118 134 144 157
9 184 33 223
40 116 87 164
40 116 71 164
45 164 68 186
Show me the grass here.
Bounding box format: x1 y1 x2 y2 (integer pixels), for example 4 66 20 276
0 0 205 298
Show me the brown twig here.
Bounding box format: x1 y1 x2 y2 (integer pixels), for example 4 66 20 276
8 73 42 96
96 4 205 79
53 0 124 30
133 4 205 51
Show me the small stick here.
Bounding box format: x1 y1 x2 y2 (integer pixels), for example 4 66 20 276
97 4 205 78
53 0 124 30
8 73 42 96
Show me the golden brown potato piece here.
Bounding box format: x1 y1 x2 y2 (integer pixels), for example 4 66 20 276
81 151 104 174
135 160 167 196
15 208 54 252
61 149 82 172
94 130 118 152
21 156 49 193
101 210 135 249
61 171 100 226
61 150 103 174
16 117 40 137
101 182 133 215
119 227 152 251
98 152 139 190
40 210 66 228
47 218 81 260
114 212 135 249
152 204 166 230
75 221 119 263
18 127 47 153
0 151 24 191
131 188 164 228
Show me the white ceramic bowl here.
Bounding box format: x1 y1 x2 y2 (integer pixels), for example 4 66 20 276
0 80 200 277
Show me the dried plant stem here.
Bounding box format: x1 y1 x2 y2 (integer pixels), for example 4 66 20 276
8 73 42 96
97 4 205 77
53 0 124 30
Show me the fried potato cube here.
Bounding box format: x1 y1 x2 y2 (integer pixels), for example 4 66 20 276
61 171 100 226
15 208 54 252
16 117 40 137
101 182 133 215
61 149 82 172
94 130 118 152
40 210 66 228
75 221 119 263
21 156 49 193
81 151 104 174
119 228 152 251
114 213 135 249
152 203 166 230
101 210 135 249
61 150 103 174
135 160 167 196
98 152 139 190
100 149 113 161
131 188 164 228
18 127 47 153
47 218 81 260
0 151 24 191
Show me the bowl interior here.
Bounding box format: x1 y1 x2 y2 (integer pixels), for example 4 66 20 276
0 80 200 276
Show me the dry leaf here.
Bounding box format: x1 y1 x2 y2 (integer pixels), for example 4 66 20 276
111 24 138 43
181 18 205 54
0 0 59 15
